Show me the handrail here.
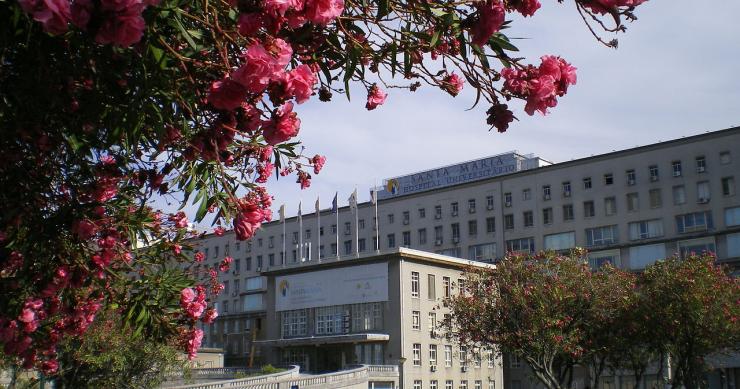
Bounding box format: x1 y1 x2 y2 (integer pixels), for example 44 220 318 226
164 365 299 389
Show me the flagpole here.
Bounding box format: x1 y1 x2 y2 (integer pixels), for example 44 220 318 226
298 201 303 262
316 197 321 262
280 204 286 268
374 183 380 253
355 193 359 258
335 194 339 260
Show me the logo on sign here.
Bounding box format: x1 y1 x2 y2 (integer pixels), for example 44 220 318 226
386 179 400 194
279 280 289 297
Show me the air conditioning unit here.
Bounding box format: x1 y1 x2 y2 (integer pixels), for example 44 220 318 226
430 365 437 372
697 166 706 173
256 267 262 272
628 179 636 185
435 239 443 246
452 237 460 244
232 270 240 275
563 191 571 197
698 197 710 204
435 214 442 220
650 176 659 182
504 201 512 207
487 205 494 211
469 208 475 214
673 171 681 177
232 291 238 297
403 219 409 225
451 211 458 217
461 366 468 372
543 194 551 200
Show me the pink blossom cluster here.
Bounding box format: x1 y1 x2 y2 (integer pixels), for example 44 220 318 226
443 73 465 96
471 0 543 47
19 0 154 47
365 85 387 110
501 55 577 116
180 287 207 320
580 0 647 15
218 256 233 272
239 0 344 33
233 187 273 241
311 154 326 175
182 328 204 360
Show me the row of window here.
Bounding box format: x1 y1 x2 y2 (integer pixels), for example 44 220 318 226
280 303 383 338
411 343 494 370
410 271 462 299
413 380 494 389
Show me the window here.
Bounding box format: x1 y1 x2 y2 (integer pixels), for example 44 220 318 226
315 305 346 335
697 181 711 203
523 188 532 201
359 238 366 252
320 227 324 236
523 211 534 227
629 243 667 269
649 165 659 181
628 219 664 240
486 195 494 210
344 222 351 235
676 211 713 233
461 381 468 389
544 232 576 251
460 346 468 367
542 186 550 200
468 220 478 236
411 272 420 298
486 217 495 233
696 156 706 173
387 233 396 248
331 224 337 234
428 274 436 300
446 381 453 389
468 199 476 213
487 350 494 368
626 169 636 185
443 277 451 298
583 201 595 218
403 231 411 247
431 381 438 389
543 208 553 225
330 243 337 256
722 177 736 196
281 309 308 337
435 205 443 219
268 253 275 266
468 243 496 262
305 229 311 239
412 311 421 330
451 202 459 217
388 213 395 224
673 185 686 205
257 255 263 268
625 192 639 212
649 189 662 208
444 346 453 367
435 226 443 244
413 344 422 366
563 204 574 221
246 257 252 271
475 381 482 389
351 302 383 331
429 312 437 336
268 236 274 248
403 211 410 225
451 223 460 242
419 228 428 245
588 249 621 269
604 197 617 216
504 214 514 230
604 173 614 185
720 151 732 165
728 233 740 258
562 181 571 197
506 237 535 253
414 381 422 389
504 192 512 207
429 344 438 366
344 240 352 255
672 160 682 177
726 207 740 227
585 225 619 247
419 208 426 218
677 237 716 258
583 177 592 189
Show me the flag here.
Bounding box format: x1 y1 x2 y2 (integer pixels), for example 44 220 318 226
315 197 320 213
331 192 338 214
298 201 302 218
348 189 358 210
370 188 377 205
279 204 286 223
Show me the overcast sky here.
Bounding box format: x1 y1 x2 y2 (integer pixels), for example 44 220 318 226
173 1 740 227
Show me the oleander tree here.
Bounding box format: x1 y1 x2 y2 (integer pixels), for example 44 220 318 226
0 0 649 376
640 253 740 389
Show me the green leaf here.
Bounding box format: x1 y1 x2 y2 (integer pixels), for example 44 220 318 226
173 16 197 50
195 193 209 222
430 30 441 48
376 0 390 20
490 33 519 52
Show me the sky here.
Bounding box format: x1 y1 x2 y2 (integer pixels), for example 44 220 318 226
175 0 740 227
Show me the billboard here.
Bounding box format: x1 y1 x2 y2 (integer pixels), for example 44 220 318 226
377 152 526 200
275 262 389 311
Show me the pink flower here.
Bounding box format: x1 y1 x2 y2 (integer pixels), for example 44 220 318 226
202 308 218 324
487 104 515 133
194 252 205 262
18 0 71 35
208 78 249 111
72 219 98 240
169 211 189 229
304 0 344 25
172 244 182 255
41 360 59 375
238 13 264 37
365 85 387 110
185 328 204 360
93 176 119 203
284 65 317 104
443 73 465 96
214 226 226 236
471 0 505 47
262 102 300 145
233 42 291 94
70 0 94 29
509 0 540 16
180 288 196 305
256 162 274 183
218 256 233 272
311 155 326 174
95 2 147 47
263 0 303 16
18 309 36 324
501 56 576 116
297 170 311 189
